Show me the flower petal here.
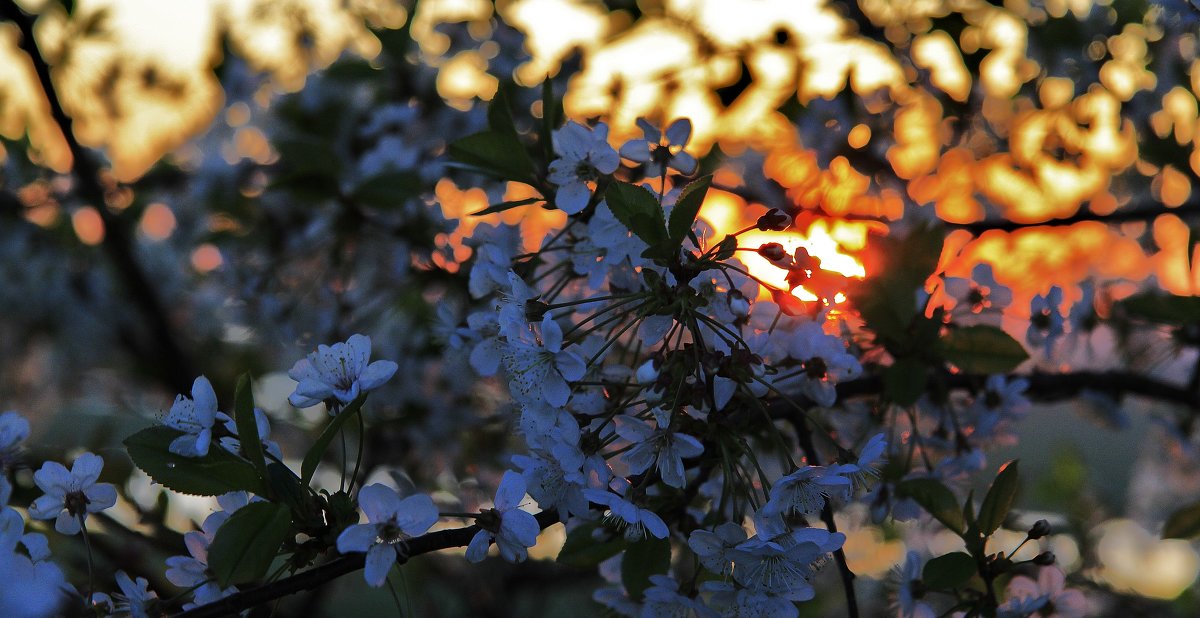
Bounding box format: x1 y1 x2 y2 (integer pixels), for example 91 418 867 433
337 524 379 554
494 471 527 511
465 530 492 563
362 543 394 587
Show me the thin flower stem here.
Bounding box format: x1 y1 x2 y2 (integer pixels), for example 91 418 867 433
544 294 631 310
349 408 366 493
79 516 95 609
562 296 645 340
587 315 646 367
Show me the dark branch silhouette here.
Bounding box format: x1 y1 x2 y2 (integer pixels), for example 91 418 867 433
0 0 197 393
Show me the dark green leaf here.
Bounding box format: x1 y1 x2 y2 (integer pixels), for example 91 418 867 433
1120 293 1200 326
883 357 927 406
668 175 712 248
922 552 976 590
448 131 535 182
350 171 423 208
267 463 320 527
1163 502 1200 539
978 460 1019 535
898 478 964 534
208 502 292 586
557 521 627 567
847 277 918 347
301 393 367 486
605 182 667 249
124 426 265 497
469 197 543 217
274 138 342 176
937 325 1029 374
233 374 269 489
620 536 671 600
487 83 518 136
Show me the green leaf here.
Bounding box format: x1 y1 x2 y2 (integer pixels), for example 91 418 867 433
541 78 563 161
267 463 321 528
937 325 1029 374
350 171 423 208
233 374 270 489
1120 293 1200 326
274 138 342 176
883 357 927 406
620 536 671 600
557 521 627 567
922 552 976 590
208 502 292 586
469 197 543 217
849 223 944 349
124 426 265 497
448 131 535 183
605 182 667 249
668 175 712 249
847 277 918 347
978 460 1019 535
487 83 518 137
301 393 367 486
1163 502 1200 539
898 478 964 534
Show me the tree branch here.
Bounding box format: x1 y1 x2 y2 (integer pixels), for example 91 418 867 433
0 1 197 393
836 369 1200 410
172 510 561 618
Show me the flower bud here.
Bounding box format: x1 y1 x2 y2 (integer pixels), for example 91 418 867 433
1032 551 1056 566
636 359 659 384
758 242 788 264
756 208 793 231
1028 519 1051 539
729 292 750 317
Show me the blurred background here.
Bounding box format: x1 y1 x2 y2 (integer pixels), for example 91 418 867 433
2 0 1200 615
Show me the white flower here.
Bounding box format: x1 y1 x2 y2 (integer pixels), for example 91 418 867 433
616 417 704 489
501 315 587 407
619 118 698 175
763 466 851 518
27 452 117 535
730 526 845 602
688 522 748 576
583 488 669 541
0 411 29 464
943 263 1012 322
336 484 438 587
1000 566 1087 617
0 549 67 618
466 471 541 563
162 376 219 458
548 121 619 214
894 552 936 618
288 334 398 409
786 321 861 407
106 571 158 618
640 574 716 617
216 407 283 460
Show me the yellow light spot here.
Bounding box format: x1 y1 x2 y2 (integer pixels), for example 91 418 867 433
191 244 223 273
847 124 871 149
226 102 251 128
912 30 972 102
1159 165 1191 208
72 207 105 246
437 51 499 109
139 203 176 240
1093 519 1200 600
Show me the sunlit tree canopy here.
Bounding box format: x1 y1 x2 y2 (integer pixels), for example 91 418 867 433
1 0 1200 616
